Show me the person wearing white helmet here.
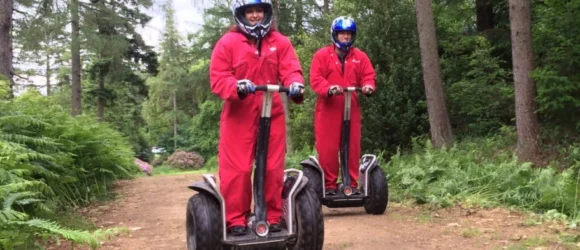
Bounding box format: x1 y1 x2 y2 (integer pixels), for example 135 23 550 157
209 0 305 236
309 16 377 196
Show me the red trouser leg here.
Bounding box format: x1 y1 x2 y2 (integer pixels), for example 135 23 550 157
218 116 257 229
265 112 285 225
315 111 342 190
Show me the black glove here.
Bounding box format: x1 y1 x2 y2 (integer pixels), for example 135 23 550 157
236 79 255 99
328 85 343 96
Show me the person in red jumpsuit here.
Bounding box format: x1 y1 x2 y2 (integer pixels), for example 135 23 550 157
209 0 305 236
310 16 376 196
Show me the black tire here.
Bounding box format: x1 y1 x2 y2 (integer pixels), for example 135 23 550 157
302 167 323 201
287 187 324 250
364 167 388 215
186 193 223 250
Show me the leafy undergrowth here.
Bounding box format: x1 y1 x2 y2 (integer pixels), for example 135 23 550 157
386 128 580 229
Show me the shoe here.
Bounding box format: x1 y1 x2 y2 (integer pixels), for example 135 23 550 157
351 187 361 195
228 225 247 236
325 188 336 196
269 223 282 232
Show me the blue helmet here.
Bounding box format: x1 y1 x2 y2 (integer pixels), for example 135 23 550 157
232 0 273 39
330 16 357 52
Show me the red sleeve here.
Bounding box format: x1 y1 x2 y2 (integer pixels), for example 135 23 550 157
309 50 331 96
359 51 376 89
278 37 304 87
209 36 240 101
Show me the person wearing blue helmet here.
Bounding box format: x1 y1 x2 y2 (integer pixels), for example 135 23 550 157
310 16 377 196
209 0 305 237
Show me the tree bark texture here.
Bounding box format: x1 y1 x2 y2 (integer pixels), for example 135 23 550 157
71 0 82 116
476 0 495 32
414 0 454 148
508 0 541 164
0 0 14 96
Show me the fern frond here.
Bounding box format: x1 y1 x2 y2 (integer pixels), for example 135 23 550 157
0 133 60 150
14 218 100 249
0 208 28 222
2 191 37 209
0 114 50 129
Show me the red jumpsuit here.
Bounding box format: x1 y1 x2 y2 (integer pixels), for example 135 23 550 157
209 29 304 229
310 45 376 190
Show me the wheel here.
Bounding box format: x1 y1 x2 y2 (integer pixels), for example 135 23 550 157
287 187 324 250
364 167 388 215
302 167 323 200
186 193 223 250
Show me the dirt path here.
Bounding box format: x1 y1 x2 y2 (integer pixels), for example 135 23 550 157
51 173 579 250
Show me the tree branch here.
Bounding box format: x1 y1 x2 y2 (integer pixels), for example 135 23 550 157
13 8 28 15
13 74 31 81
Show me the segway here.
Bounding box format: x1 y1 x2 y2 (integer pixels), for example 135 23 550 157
301 86 388 214
186 84 324 250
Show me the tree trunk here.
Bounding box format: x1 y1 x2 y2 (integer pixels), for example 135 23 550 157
46 53 51 96
508 0 540 164
323 0 330 13
70 0 82 116
0 0 14 96
476 0 494 32
414 0 454 148
272 0 280 28
173 91 177 150
96 70 105 121
296 0 303 32
271 0 294 154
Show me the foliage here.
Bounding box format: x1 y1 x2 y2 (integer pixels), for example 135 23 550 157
0 89 138 247
386 128 580 220
532 0 580 129
186 98 222 160
440 35 514 135
166 150 205 170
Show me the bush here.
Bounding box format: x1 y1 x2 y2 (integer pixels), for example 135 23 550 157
166 150 205 170
151 157 164 167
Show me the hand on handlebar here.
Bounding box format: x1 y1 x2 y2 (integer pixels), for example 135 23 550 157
288 82 305 98
362 85 374 96
236 79 256 99
328 85 343 96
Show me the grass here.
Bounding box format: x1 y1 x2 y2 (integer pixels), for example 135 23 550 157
461 228 482 238
147 165 215 176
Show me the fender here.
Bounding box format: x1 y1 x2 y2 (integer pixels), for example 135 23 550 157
300 156 326 197
360 154 382 197
281 169 310 235
187 174 227 241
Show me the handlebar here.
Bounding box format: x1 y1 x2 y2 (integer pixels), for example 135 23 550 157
344 87 362 93
254 85 289 93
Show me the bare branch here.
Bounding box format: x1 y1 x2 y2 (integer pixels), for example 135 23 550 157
13 8 27 15
13 73 31 81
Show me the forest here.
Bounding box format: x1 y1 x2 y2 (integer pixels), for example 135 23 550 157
1 0 580 248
